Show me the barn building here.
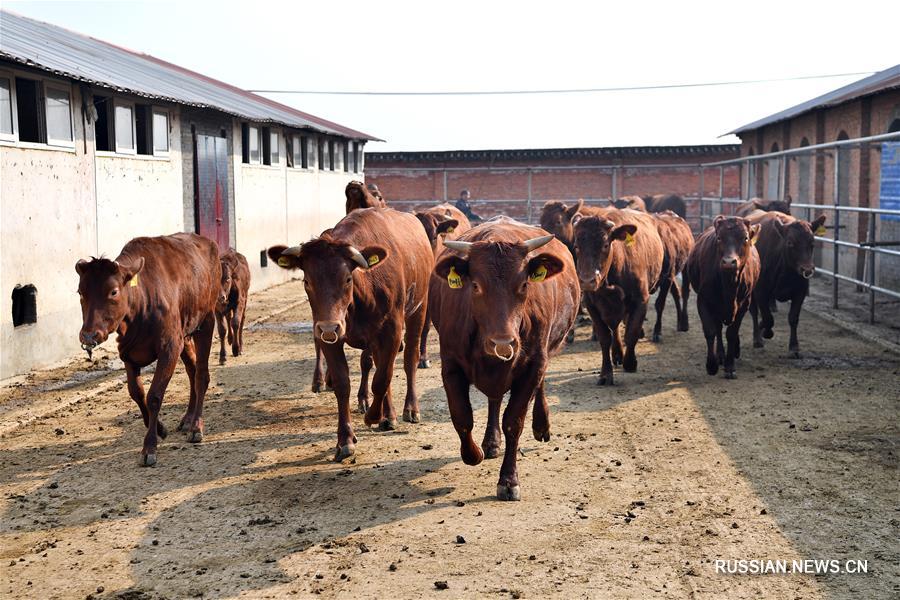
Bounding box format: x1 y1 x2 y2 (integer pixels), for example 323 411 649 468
728 64 900 289
0 10 378 380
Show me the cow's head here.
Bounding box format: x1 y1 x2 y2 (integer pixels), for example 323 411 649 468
345 180 382 213
268 238 387 345
612 196 642 210
753 197 792 215
713 216 760 273
434 235 563 362
539 199 583 254
218 260 232 309
415 212 460 253
75 256 145 351
773 215 825 279
573 215 637 292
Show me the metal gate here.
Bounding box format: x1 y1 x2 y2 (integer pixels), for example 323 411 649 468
195 133 230 251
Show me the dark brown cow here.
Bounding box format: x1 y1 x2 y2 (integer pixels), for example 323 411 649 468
268 207 433 460
574 210 664 385
651 210 694 341
414 203 472 368
748 211 826 357
735 197 792 217
539 199 612 255
76 233 220 466
612 195 647 211
686 216 761 379
345 180 386 213
642 194 687 218
430 218 579 500
216 248 251 365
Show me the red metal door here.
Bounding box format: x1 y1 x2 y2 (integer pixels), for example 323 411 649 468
195 134 230 251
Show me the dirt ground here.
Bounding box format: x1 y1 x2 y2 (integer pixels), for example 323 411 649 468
1 278 898 599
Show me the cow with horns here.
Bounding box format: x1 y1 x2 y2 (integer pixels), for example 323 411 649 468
429 218 579 500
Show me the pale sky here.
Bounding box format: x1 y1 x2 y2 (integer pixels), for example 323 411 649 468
4 0 898 151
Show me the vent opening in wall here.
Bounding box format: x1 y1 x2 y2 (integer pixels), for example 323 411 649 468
12 284 37 327
260 249 268 268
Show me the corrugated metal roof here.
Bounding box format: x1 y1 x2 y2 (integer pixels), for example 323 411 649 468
367 145 740 164
726 64 900 136
0 10 380 141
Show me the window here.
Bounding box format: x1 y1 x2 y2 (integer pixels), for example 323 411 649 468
152 109 169 154
353 142 361 172
318 138 327 170
888 118 900 134
307 136 317 169
135 104 151 154
115 101 135 153
0 74 14 140
328 140 335 171
15 77 42 143
93 95 113 151
44 84 73 145
262 128 278 165
241 123 260 164
11 284 37 327
343 142 350 172
290 134 308 168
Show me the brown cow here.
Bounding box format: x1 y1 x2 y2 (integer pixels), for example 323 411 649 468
735 197 792 217
642 194 688 218
76 233 220 466
574 209 664 385
345 180 386 213
268 207 433 460
686 216 761 379
651 210 694 341
748 212 826 357
612 195 647 211
430 218 579 500
367 182 384 203
414 203 472 368
216 248 251 365
539 199 612 255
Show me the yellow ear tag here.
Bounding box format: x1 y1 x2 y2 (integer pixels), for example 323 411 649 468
625 232 635 247
447 266 463 289
529 264 548 282
367 254 380 266
277 257 291 267
815 225 826 236
751 235 758 246
446 227 455 234
129 273 139 287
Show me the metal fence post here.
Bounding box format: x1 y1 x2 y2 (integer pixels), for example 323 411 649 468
527 169 533 224
611 167 618 201
698 166 704 220
832 151 840 309
779 155 787 202
867 214 876 324
718 165 724 221
442 170 448 202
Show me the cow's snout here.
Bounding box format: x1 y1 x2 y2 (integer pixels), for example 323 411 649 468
578 270 601 292
488 337 518 362
79 329 104 348
800 266 815 279
720 255 739 270
315 321 343 344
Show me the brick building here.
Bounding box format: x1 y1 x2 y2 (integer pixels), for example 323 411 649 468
728 63 900 289
365 145 740 226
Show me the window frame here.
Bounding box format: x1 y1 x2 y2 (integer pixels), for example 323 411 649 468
151 107 170 156
43 82 75 148
247 123 261 164
113 99 137 155
268 129 279 165
0 69 18 142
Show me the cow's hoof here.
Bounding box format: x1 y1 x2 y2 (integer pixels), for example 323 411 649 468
623 357 637 373
753 339 764 348
706 361 719 376
218 356 226 366
157 422 169 439
724 370 736 380
497 484 521 501
141 452 157 467
763 328 774 340
789 350 801 359
187 430 203 443
461 444 484 466
357 398 370 414
533 428 550 443
311 382 324 393
651 332 661 343
482 444 500 459
402 409 420 424
232 348 241 357
591 332 598 342
418 358 431 369
378 419 398 432
597 374 614 386
334 444 355 462
677 322 689 332
565 330 575 344
639 328 646 339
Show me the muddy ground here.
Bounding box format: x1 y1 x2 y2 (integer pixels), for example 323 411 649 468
1 279 898 599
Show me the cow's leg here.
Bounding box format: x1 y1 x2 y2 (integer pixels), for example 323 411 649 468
418 305 432 369
124 361 167 439
698 300 720 376
311 338 327 393
443 359 482 466
532 380 550 443
750 298 764 348
177 338 198 433
611 324 624 366
652 277 671 343
497 367 543 501
402 304 427 423
357 350 373 414
321 342 356 461
181 313 214 442
215 310 228 365
674 275 689 332
623 300 648 373
236 297 247 356
760 297 775 340
365 322 402 431
787 292 805 358
724 308 747 379
481 396 502 459
225 308 235 347
141 338 183 466
587 303 614 385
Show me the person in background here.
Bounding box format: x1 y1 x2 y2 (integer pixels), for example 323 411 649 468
454 189 483 223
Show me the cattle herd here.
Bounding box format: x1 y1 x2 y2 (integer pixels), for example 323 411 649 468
74 183 825 501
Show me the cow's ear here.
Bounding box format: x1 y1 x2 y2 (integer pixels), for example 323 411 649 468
357 245 388 269
526 253 565 283
221 262 231 281
120 257 144 285
810 214 827 236
415 214 437 241
436 219 459 237
785 194 793 205
269 245 303 270
435 255 469 289
610 224 638 243
749 223 761 244
772 217 786 238
565 199 584 219
75 259 89 276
